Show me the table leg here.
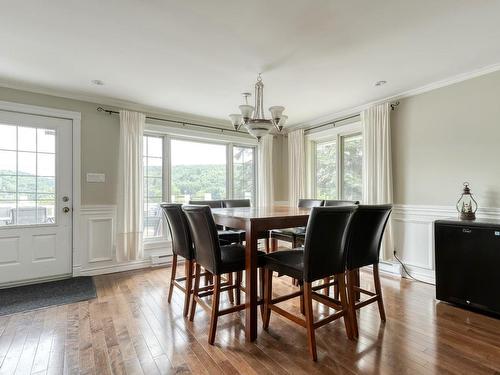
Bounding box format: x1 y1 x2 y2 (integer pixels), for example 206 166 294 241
245 223 258 342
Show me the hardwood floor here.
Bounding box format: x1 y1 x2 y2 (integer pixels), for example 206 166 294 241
1 266 499 375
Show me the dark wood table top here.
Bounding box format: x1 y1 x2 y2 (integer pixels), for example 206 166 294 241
211 206 311 221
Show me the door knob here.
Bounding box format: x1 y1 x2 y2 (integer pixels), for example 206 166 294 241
62 196 69 202
62 207 71 213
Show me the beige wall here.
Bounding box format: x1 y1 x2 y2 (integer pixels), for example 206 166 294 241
0 87 120 205
392 70 500 208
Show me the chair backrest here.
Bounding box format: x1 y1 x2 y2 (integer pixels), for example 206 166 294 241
188 200 223 208
345 205 392 270
182 205 222 275
323 200 359 207
303 206 356 282
160 203 194 260
222 199 251 208
298 199 324 208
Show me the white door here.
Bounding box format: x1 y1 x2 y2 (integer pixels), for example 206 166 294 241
0 110 73 286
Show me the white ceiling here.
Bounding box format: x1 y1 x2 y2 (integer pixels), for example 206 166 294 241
1 0 500 126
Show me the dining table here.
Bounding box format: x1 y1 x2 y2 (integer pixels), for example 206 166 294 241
211 205 311 342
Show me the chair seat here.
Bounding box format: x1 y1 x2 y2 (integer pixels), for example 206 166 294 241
217 229 245 244
270 227 306 244
262 249 304 280
220 244 266 274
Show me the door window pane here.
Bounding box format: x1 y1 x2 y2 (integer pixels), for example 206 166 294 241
315 141 337 199
143 136 164 238
342 134 363 201
233 146 255 203
0 124 57 226
171 139 226 203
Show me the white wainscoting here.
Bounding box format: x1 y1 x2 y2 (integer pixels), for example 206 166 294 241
73 205 172 276
390 204 500 284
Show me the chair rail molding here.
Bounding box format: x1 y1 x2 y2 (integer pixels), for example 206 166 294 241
74 205 172 276
388 204 500 284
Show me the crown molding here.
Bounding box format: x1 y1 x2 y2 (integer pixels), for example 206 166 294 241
0 78 234 129
285 62 500 133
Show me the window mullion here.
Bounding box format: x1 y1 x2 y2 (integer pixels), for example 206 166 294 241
227 143 233 199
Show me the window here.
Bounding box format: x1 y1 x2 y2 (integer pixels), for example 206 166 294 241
232 146 256 203
142 132 256 240
0 124 56 226
342 134 363 201
143 135 163 238
310 126 363 202
315 140 337 200
171 139 226 203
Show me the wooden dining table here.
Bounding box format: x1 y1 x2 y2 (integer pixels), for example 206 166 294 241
212 205 311 342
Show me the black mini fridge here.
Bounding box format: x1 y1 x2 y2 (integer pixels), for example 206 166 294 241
434 218 500 317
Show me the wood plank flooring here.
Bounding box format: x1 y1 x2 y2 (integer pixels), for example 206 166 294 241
1 266 499 374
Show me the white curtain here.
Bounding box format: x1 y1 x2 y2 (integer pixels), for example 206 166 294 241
116 110 145 261
288 129 305 207
258 134 274 207
361 102 394 260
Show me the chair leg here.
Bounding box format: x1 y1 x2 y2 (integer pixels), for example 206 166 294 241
373 264 386 322
227 273 234 304
299 284 305 315
263 269 273 330
270 238 278 253
183 259 194 317
189 264 201 321
235 271 242 306
259 268 266 318
355 268 360 301
167 254 177 303
333 275 339 301
347 269 359 338
337 272 353 339
322 277 330 296
208 275 221 345
303 282 317 361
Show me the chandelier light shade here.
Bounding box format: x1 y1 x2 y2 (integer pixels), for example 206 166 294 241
229 74 287 140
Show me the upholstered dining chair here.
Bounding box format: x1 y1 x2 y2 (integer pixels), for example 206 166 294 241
320 200 360 296
262 206 356 361
269 199 324 252
344 204 392 338
182 205 266 345
161 203 196 317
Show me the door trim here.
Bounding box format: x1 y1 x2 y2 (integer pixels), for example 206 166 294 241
0 100 81 281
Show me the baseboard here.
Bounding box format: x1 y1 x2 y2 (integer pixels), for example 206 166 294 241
401 264 436 284
378 261 402 276
74 257 171 277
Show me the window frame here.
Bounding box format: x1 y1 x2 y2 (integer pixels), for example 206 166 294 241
143 124 258 250
306 121 363 201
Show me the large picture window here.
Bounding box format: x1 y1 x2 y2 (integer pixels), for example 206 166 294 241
310 126 363 202
143 132 256 240
171 139 227 203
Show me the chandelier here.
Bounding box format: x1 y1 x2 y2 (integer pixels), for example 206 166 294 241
229 74 287 141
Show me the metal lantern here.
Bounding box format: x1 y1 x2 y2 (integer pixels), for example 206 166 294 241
456 182 478 220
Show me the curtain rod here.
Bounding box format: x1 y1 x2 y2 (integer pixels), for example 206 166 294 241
304 101 400 134
96 107 248 136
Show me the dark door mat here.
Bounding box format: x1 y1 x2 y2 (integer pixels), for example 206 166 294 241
0 277 97 316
